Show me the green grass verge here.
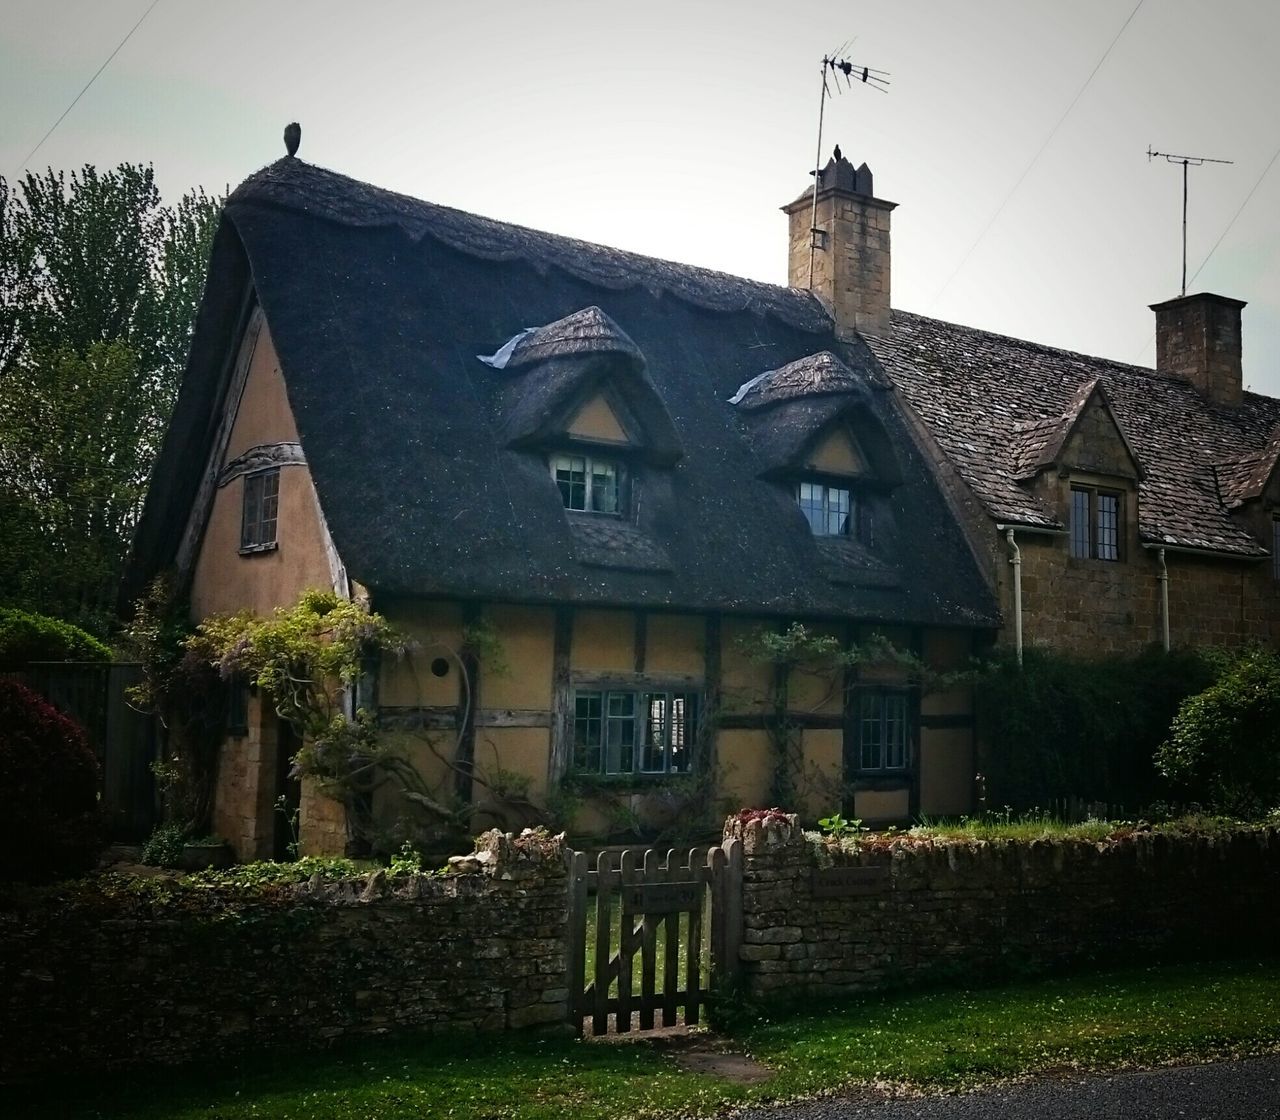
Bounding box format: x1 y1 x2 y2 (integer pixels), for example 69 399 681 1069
17 956 1280 1119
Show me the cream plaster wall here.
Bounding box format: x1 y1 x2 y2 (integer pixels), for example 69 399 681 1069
572 609 634 671
568 395 629 443
189 323 335 621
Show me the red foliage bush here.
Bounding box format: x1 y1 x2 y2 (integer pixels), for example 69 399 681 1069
0 679 102 882
733 807 792 827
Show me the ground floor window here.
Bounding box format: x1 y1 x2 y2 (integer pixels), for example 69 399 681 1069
573 689 697 776
856 690 909 771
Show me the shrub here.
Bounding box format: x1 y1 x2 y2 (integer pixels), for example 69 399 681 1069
0 607 111 670
976 646 1219 810
140 822 187 868
0 679 103 881
1156 646 1280 816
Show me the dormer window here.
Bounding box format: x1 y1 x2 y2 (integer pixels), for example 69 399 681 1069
1070 485 1121 561
797 481 852 536
552 453 621 514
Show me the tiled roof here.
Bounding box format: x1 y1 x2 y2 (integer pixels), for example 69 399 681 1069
1213 430 1280 509
868 311 1280 555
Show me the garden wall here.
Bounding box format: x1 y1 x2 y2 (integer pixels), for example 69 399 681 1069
0 830 567 1083
727 814 1280 999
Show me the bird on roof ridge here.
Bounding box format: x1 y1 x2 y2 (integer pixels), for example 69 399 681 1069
284 122 301 158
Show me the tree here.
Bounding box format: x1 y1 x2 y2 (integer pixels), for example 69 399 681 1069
0 165 220 634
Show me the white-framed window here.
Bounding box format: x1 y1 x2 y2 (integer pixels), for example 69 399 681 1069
1069 485 1121 561
573 689 697 776
857 690 909 772
240 468 280 552
552 453 621 514
797 481 853 536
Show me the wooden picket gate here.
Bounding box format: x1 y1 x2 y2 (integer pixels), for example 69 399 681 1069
565 841 742 1035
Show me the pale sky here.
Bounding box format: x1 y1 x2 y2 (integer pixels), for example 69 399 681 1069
4 1 1279 392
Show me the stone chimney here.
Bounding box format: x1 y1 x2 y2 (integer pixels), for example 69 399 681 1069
782 148 896 338
1150 292 1246 407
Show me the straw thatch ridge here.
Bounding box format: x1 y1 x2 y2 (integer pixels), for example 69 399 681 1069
504 306 645 370
732 350 874 411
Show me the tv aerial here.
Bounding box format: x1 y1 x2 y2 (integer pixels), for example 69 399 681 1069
1148 146 1233 296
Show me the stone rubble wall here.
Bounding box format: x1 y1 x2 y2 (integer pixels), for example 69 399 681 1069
0 829 568 1083
725 813 1280 999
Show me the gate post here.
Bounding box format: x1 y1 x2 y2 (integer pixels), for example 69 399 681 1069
710 837 743 990
565 849 588 1032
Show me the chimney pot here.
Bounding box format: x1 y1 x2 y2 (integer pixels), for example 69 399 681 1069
782 148 895 338
1150 292 1246 407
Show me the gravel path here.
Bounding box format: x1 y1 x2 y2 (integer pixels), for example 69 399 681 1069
735 1055 1280 1119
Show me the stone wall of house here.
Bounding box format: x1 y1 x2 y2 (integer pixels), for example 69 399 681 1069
0 830 567 1083
994 533 1280 656
726 814 1280 999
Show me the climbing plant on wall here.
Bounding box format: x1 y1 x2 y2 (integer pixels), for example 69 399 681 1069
736 624 960 812
184 588 544 856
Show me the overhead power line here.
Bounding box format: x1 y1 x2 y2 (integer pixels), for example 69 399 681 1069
928 0 1146 310
9 0 162 179
1187 141 1280 289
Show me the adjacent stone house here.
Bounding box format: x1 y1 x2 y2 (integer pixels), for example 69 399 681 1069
789 152 1280 658
124 154 998 859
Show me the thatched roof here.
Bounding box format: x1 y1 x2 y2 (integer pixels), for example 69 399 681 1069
125 157 998 628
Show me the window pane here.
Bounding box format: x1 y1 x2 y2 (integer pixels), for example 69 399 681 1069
1070 487 1091 558
828 487 851 536
1096 493 1119 561
259 470 279 545
641 693 667 773
590 460 619 513
669 694 694 773
884 694 907 769
859 693 882 770
242 474 262 547
574 693 603 772
605 692 635 774
1273 519 1280 581
797 482 824 534
554 455 588 510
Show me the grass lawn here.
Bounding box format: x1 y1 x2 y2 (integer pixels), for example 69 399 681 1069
18 956 1280 1119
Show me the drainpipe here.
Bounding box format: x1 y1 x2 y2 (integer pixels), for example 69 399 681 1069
1156 547 1170 652
1004 528 1023 667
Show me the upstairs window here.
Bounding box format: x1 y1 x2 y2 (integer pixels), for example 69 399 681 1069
552 453 621 514
857 691 909 772
240 468 279 552
573 689 697 776
1069 486 1121 561
797 481 852 536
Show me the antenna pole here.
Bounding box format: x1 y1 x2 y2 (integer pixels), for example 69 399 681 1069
1181 158 1188 295
808 61 829 289
1148 146 1232 297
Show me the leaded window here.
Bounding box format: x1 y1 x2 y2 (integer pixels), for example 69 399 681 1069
573 689 697 776
1069 486 1121 561
552 453 621 514
797 481 852 536
857 691 909 771
241 468 280 551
